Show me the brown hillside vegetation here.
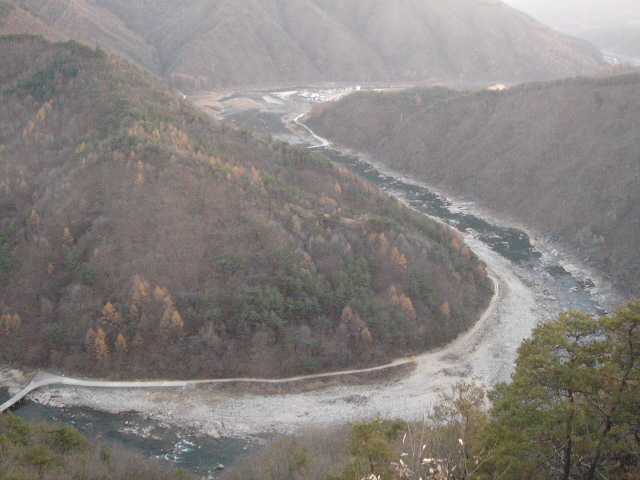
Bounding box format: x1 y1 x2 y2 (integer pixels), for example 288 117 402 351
0 2 64 40
304 75 640 295
0 35 492 379
4 0 605 90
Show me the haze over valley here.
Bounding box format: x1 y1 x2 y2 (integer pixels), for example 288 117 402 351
504 0 640 61
0 1 639 479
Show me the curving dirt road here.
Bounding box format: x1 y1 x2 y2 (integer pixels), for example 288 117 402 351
1 277 498 415
1 94 617 439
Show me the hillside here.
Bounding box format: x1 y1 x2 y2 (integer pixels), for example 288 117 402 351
304 75 640 295
4 0 606 90
505 0 640 59
1 0 162 73
0 35 492 379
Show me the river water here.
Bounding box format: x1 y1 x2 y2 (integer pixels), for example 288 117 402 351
1 89 616 477
0 387 261 477
222 91 609 316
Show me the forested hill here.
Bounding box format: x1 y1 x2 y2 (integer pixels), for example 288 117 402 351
3 0 605 90
304 75 640 296
0 35 492 379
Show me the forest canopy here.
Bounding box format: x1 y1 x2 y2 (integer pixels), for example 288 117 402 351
0 35 492 379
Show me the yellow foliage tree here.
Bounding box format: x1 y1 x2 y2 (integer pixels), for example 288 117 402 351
440 301 451 318
22 120 35 138
2 314 22 336
379 233 389 254
153 286 169 302
12 314 22 331
387 285 398 299
360 327 373 344
319 193 337 207
461 245 471 260
74 142 86 154
400 296 417 321
390 291 417 321
391 247 407 268
92 327 109 361
231 165 246 178
341 305 355 323
160 307 184 339
101 301 121 327
131 275 150 303
341 305 366 336
250 166 261 183
170 310 184 329
334 182 342 195
36 105 47 122
115 333 128 354
136 160 145 184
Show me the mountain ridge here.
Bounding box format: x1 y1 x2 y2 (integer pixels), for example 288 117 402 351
4 0 606 90
304 75 640 296
0 35 492 379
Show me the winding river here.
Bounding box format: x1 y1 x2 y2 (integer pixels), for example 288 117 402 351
1 88 622 477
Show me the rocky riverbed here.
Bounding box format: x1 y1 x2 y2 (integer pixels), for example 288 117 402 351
1 224 622 441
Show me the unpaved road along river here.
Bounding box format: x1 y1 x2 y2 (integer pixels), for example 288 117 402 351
1 88 627 477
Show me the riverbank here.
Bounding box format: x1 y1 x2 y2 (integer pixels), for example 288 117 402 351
1 240 547 440
288 114 624 314
1 91 626 445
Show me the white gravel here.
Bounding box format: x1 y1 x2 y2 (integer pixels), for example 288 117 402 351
0 239 569 439
1 115 626 442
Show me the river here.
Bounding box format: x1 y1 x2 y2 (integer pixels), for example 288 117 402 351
220 89 615 316
0 386 262 477
1 88 622 477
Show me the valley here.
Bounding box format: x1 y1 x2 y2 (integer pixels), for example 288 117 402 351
0 2 637 478
0 87 625 475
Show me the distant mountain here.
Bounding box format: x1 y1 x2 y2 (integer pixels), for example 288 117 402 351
304 75 640 296
1 0 162 73
4 0 605 90
0 35 491 378
504 0 640 59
